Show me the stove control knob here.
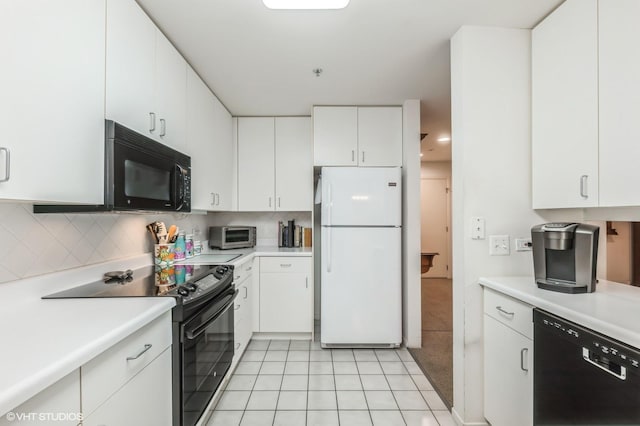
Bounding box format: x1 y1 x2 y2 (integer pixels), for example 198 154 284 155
178 288 190 296
185 283 198 292
215 267 225 275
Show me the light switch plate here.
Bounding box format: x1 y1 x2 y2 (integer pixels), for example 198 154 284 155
489 235 510 255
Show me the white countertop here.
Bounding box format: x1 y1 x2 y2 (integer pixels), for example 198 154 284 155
176 245 312 266
479 276 640 348
0 254 175 417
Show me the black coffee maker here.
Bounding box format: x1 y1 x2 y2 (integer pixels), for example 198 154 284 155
531 223 599 293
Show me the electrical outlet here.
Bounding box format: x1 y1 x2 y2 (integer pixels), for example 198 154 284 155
515 238 532 251
471 217 485 240
489 235 510 255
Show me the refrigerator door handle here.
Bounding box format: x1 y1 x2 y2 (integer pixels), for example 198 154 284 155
327 182 332 227
327 227 332 273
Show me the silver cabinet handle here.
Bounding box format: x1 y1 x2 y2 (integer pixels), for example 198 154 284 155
235 343 241 350
496 306 514 317
305 277 308 288
149 112 156 132
268 197 272 208
236 275 241 281
244 287 248 299
362 151 365 163
278 197 281 208
211 192 215 206
246 266 252 272
280 263 292 268
0 147 10 183
160 118 166 137
520 348 529 372
216 193 220 206
351 150 355 162
235 304 240 310
126 344 152 361
580 175 588 199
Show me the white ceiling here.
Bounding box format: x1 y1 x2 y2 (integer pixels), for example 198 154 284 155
137 0 563 162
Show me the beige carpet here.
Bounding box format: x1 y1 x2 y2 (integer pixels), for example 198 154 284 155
409 277 453 408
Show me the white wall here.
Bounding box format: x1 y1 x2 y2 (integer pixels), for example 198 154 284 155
421 161 451 179
402 99 422 348
450 26 583 424
0 203 210 284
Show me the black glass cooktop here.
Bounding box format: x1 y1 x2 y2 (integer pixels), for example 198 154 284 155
42 264 217 299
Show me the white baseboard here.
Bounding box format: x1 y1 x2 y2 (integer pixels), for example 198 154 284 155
251 332 312 340
451 407 489 426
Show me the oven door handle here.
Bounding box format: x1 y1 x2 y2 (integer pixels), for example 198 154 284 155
185 289 238 340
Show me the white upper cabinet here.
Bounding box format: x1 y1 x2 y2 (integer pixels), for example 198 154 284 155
314 107 358 166
275 117 313 211
106 0 156 139
106 0 187 151
187 67 234 211
0 0 105 204
313 106 402 167
237 117 313 212
532 0 599 209
357 107 403 167
154 31 187 151
238 117 276 211
598 0 640 206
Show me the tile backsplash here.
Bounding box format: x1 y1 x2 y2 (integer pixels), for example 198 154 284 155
0 203 209 284
0 204 312 285
208 212 312 246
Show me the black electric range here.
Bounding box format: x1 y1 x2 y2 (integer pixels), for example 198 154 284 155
43 263 237 426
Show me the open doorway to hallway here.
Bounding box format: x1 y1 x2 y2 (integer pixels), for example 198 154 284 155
409 160 453 408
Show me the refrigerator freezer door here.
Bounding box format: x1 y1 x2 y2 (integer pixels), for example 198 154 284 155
321 167 401 226
321 226 402 346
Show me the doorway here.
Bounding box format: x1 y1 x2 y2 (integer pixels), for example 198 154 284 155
409 171 453 408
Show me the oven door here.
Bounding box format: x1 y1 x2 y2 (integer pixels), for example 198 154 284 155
111 137 190 212
180 288 236 426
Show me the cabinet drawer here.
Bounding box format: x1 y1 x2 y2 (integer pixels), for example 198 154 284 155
260 257 311 274
81 311 172 416
234 258 254 281
484 288 533 339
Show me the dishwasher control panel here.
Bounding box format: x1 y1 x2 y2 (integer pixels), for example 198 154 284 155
536 310 640 372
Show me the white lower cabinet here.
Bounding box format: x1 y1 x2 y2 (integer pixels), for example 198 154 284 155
259 257 312 333
82 348 171 426
483 289 533 426
0 371 80 426
233 259 255 367
82 311 172 425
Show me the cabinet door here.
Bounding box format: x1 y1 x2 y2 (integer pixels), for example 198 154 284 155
106 0 156 139
531 0 599 208
598 0 640 206
155 31 187 151
211 94 234 211
275 117 313 211
237 117 275 211
484 315 532 426
357 107 403 167
313 107 358 166
187 67 217 211
260 273 312 333
0 0 105 204
0 370 80 426
83 348 172 426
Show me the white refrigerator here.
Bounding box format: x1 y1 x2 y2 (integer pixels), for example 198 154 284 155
320 167 402 347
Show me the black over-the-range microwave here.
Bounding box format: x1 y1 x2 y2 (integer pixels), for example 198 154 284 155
35 120 191 213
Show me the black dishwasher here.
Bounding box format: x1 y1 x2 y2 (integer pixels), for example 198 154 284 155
534 309 640 425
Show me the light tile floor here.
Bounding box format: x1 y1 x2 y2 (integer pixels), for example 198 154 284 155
208 339 455 426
